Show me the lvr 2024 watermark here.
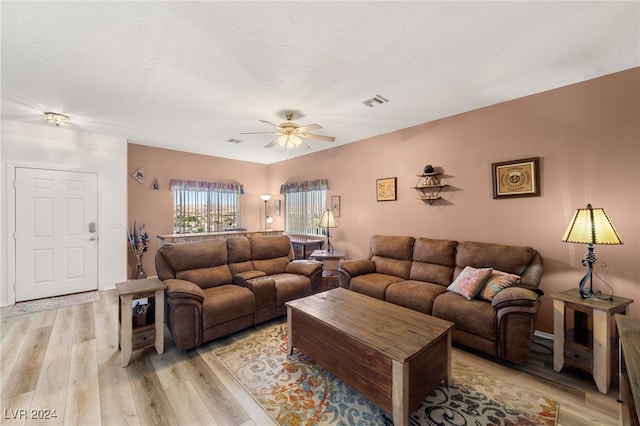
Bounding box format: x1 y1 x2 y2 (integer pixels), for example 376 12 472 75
3 409 58 420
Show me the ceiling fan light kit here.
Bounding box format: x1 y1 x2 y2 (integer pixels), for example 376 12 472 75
44 112 70 127
241 112 335 150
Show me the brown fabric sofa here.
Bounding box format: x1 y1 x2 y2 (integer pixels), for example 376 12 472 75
338 235 543 366
155 235 322 350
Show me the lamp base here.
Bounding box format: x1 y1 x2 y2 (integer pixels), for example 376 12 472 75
578 244 596 299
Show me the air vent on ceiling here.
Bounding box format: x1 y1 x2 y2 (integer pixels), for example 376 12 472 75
362 94 389 108
226 138 242 144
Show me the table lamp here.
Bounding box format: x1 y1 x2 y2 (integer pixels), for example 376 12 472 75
561 204 623 298
318 209 337 253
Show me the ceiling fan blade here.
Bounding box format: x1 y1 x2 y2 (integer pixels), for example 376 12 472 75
240 131 279 135
259 120 280 128
296 123 322 132
264 137 279 148
300 132 336 142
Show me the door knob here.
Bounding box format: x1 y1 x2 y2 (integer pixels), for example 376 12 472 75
90 236 97 241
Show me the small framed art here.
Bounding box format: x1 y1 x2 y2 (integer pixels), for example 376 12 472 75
491 157 540 199
331 195 341 217
376 177 397 201
274 199 281 216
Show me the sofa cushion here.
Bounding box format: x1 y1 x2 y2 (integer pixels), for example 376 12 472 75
369 235 414 279
350 273 405 300
176 264 233 290
477 270 521 301
455 241 535 277
409 238 457 285
227 237 254 274
158 239 228 274
250 235 293 260
447 266 492 300
201 285 256 329
385 280 448 314
269 273 313 305
433 292 497 341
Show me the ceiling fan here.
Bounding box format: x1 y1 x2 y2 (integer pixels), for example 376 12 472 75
241 113 336 149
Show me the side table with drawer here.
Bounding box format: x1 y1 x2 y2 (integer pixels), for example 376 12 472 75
115 277 166 367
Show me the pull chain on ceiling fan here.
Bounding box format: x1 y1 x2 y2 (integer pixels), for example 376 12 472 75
241 113 335 149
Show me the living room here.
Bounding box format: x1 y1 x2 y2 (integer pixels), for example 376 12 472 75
2 2 639 425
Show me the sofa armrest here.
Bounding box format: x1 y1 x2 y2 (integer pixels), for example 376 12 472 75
286 260 323 276
491 286 540 310
242 276 276 310
339 259 376 278
165 279 205 303
233 270 267 287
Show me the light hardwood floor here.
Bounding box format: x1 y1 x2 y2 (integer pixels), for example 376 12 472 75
1 290 620 425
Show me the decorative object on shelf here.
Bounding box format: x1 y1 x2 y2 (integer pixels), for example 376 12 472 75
131 167 144 184
331 195 341 217
412 167 447 204
492 157 540 198
152 178 159 190
260 194 274 229
274 199 281 216
376 177 397 201
44 111 70 127
128 221 149 279
561 204 623 298
317 209 337 253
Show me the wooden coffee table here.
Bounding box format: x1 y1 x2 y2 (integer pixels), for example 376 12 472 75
286 288 453 426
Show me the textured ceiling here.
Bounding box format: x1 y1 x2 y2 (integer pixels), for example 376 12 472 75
2 2 639 164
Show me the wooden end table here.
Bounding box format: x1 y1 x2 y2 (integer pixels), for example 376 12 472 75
115 277 166 367
551 288 634 394
309 249 346 289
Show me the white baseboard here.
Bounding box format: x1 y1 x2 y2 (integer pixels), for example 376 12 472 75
534 330 553 340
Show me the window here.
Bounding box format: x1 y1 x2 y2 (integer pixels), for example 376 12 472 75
171 180 243 233
281 179 328 235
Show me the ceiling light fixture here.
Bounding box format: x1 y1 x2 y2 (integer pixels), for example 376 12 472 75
275 134 305 149
44 112 70 127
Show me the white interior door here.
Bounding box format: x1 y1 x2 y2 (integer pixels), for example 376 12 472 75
15 168 98 301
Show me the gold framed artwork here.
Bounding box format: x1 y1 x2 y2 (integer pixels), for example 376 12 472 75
492 157 540 199
376 177 397 201
274 199 281 216
331 195 341 217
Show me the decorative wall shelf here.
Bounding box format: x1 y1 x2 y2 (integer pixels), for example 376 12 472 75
412 172 447 204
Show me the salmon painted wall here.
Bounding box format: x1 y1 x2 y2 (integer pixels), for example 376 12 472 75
268 68 640 331
128 68 639 332
127 145 270 279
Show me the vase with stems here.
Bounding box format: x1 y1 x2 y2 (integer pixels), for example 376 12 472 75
128 221 149 279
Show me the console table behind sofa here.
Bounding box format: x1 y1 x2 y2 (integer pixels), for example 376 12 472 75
157 229 283 247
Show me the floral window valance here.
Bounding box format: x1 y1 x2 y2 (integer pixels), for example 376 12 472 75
279 178 328 194
170 179 245 194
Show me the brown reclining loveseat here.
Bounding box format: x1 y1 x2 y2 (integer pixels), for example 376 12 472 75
155 235 322 350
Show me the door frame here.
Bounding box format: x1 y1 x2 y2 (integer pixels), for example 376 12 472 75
6 162 101 305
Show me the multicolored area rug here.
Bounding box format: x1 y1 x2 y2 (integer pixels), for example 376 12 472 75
213 320 558 426
5 291 99 317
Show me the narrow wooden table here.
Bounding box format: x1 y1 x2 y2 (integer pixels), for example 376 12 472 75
551 288 634 394
286 288 453 426
309 249 346 289
116 277 166 367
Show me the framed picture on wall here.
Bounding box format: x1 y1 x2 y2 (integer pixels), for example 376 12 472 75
274 199 281 216
492 157 540 199
331 195 341 217
376 177 397 201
